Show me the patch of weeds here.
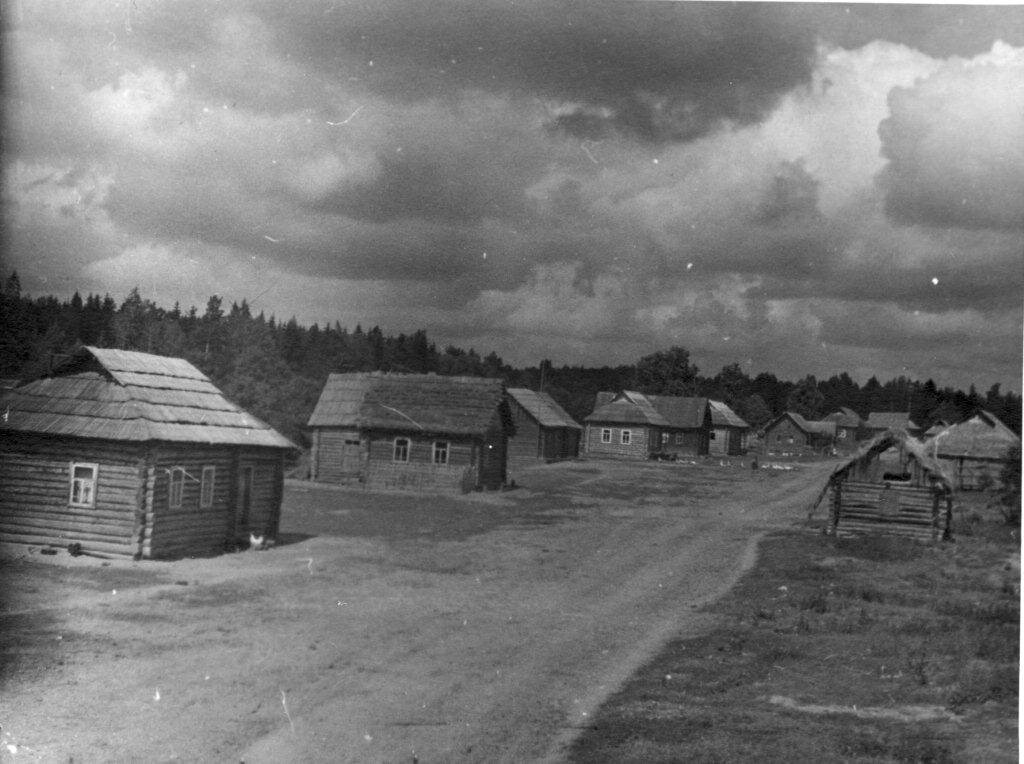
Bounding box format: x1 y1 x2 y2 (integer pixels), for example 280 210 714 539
835 724 957 762
948 659 1019 709
798 590 830 614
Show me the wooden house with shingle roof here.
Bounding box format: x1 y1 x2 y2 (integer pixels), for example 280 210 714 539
307 372 511 493
823 429 954 541
708 400 749 456
583 391 713 459
761 411 837 455
506 388 581 467
821 407 866 450
925 410 1021 490
0 346 294 559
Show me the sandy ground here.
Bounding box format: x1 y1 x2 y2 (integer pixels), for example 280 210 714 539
0 457 834 763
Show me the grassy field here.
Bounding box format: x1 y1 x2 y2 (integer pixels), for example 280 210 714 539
569 496 1020 763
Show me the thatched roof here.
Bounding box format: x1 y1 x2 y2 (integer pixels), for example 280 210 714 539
709 400 749 429
822 407 863 428
866 411 919 431
0 346 294 448
927 411 1020 460
507 388 581 430
308 372 507 436
831 428 953 491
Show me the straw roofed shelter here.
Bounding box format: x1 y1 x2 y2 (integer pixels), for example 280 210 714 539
307 372 511 493
506 388 581 467
0 346 294 559
822 428 954 542
926 410 1021 490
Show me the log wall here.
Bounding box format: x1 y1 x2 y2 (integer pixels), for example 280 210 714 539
584 423 655 459
833 479 944 541
237 450 285 541
364 432 480 493
0 434 144 557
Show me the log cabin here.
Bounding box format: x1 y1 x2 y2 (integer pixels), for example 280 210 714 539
307 372 511 493
825 428 954 541
708 400 750 456
0 347 295 559
820 407 866 451
506 387 581 468
760 411 837 456
583 391 715 459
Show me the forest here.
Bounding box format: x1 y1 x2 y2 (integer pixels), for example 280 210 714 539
1 272 1020 448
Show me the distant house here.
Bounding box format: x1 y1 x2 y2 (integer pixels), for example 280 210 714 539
761 412 836 455
926 410 1021 490
583 391 713 459
708 400 749 456
0 347 294 559
865 411 921 438
506 388 581 467
821 407 866 450
307 372 511 493
824 429 954 541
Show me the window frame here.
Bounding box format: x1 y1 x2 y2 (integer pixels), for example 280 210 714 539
600 428 612 443
675 433 684 444
620 429 632 445
433 440 449 465
169 467 185 509
200 465 216 508
68 462 99 508
393 437 410 463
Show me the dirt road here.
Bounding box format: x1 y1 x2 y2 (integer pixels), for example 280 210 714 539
0 458 833 762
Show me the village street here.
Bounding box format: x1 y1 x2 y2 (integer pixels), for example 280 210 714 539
0 458 834 762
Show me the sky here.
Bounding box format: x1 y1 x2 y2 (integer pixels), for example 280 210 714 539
2 1 1023 391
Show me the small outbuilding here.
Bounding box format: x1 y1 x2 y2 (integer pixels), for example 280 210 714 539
708 400 749 456
506 387 581 467
0 347 294 559
926 410 1021 490
307 372 511 493
824 429 954 541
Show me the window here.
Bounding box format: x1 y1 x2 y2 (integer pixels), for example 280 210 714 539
709 431 717 440
200 466 215 508
169 467 185 508
675 433 684 444
69 463 98 507
601 428 612 443
433 440 449 465
394 437 410 462
620 429 632 445
661 432 670 445
838 429 847 439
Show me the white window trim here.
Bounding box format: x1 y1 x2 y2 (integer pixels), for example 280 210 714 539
69 462 98 508
394 437 410 463
169 467 185 509
200 466 216 508
600 428 612 443
620 429 632 445
433 440 449 465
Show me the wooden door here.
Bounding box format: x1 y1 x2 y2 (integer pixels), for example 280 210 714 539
340 438 364 480
237 466 254 533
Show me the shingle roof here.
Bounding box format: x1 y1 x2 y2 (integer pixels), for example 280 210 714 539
822 407 863 428
0 346 294 448
867 411 919 430
709 400 749 429
927 411 1020 460
507 388 581 430
649 395 709 429
769 411 837 437
308 372 506 436
585 390 671 426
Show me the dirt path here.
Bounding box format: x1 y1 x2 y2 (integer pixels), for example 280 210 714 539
0 459 833 762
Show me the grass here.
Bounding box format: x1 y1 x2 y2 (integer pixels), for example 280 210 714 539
569 498 1019 763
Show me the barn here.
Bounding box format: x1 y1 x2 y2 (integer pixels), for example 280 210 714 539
506 387 581 468
0 346 294 559
761 412 836 456
307 372 511 493
708 400 749 456
926 410 1021 490
824 429 954 541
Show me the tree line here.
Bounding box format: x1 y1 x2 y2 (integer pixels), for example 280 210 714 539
1 273 1019 447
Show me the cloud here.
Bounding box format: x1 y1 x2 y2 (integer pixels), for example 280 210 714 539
878 42 1024 231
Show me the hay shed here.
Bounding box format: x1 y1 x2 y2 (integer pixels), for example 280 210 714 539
824 428 954 542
